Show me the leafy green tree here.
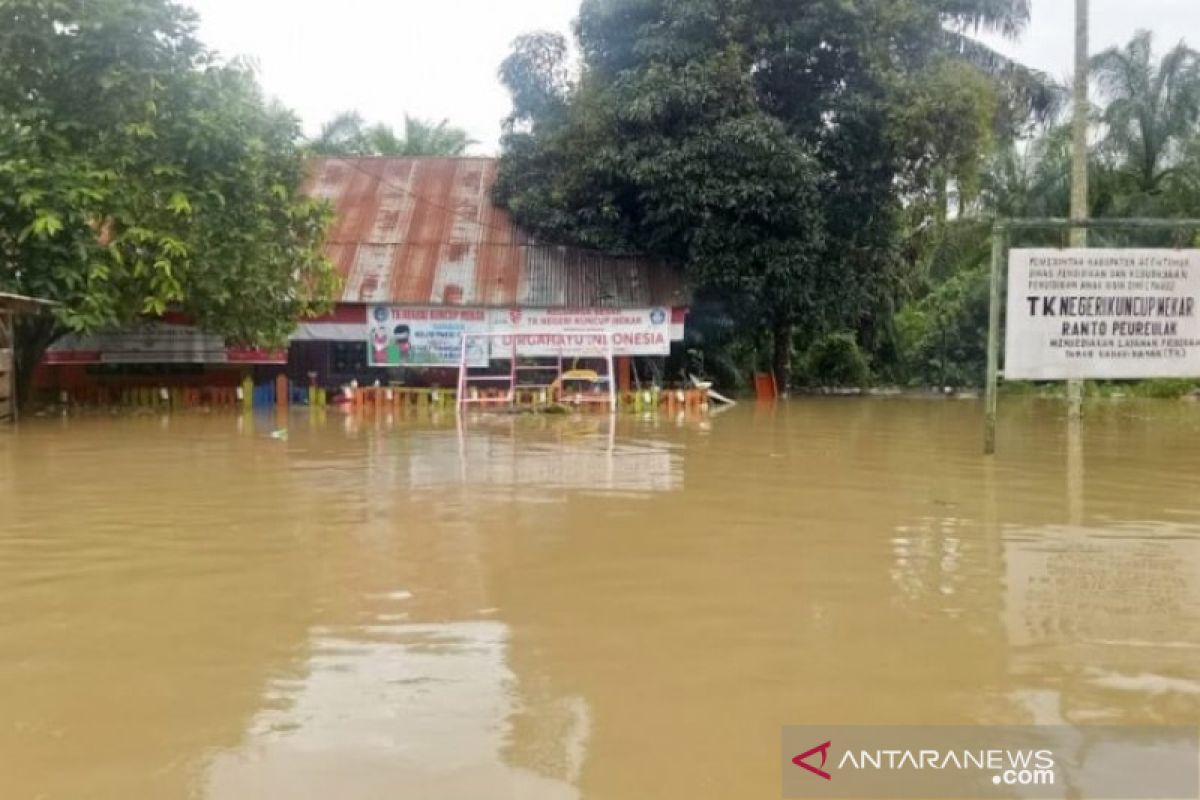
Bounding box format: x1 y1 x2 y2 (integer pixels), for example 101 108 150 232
499 32 572 133
496 0 1031 390
497 5 827 390
0 0 337 402
310 112 477 156
893 220 992 386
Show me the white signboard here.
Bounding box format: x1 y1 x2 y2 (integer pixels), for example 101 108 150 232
1005 249 1200 379
367 306 672 367
489 307 671 358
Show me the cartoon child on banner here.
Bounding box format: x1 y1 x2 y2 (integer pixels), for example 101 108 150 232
370 307 393 365
392 325 412 362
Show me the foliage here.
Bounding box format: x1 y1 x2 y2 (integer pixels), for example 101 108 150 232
496 0 1033 390
896 29 1200 388
977 125 1072 218
801 332 871 388
310 111 477 156
1091 30 1200 206
890 59 999 219
895 260 990 386
1126 379 1198 399
0 0 336 400
499 32 573 133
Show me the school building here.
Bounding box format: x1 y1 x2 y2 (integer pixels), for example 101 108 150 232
35 157 688 400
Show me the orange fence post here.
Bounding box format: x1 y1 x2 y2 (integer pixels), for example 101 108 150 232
275 374 288 411
754 372 778 401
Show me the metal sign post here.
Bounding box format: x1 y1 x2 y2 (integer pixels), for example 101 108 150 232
983 223 1007 455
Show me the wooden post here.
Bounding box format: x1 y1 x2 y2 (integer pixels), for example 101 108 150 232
616 356 632 392
0 310 12 423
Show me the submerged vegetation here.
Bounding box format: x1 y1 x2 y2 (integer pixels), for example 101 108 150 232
495 0 1200 393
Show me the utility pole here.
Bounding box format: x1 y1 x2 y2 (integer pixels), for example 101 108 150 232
1068 0 1089 418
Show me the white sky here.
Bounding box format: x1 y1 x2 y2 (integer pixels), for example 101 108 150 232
187 0 1197 154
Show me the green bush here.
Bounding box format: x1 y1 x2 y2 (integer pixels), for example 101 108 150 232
804 333 871 387
1136 379 1197 399
894 263 989 387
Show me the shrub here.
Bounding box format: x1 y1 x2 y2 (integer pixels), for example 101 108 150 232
1128 379 1197 399
804 333 871 387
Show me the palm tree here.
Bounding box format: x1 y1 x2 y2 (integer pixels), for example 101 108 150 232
309 112 477 157
363 123 405 155
939 2 1066 146
979 126 1073 218
1091 30 1200 196
939 0 1032 40
398 115 476 156
309 111 369 155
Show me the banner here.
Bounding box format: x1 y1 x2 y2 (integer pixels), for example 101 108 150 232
367 306 673 367
489 307 671 358
1004 249 1200 379
367 306 489 367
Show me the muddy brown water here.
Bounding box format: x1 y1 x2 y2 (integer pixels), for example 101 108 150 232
1 399 1198 799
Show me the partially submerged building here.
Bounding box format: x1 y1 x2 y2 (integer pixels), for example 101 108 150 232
1 292 56 422
36 157 688 397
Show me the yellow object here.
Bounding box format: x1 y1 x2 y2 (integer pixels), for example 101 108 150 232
550 368 607 402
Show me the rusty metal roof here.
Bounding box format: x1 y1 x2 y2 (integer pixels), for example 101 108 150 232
0 292 57 313
306 157 688 308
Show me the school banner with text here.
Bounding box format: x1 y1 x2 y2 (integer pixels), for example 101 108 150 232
367 306 490 367
1004 249 1200 380
487 307 672 358
367 306 673 367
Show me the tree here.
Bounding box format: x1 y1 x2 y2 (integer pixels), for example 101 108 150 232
309 112 477 156
496 8 828 391
495 0 1032 390
0 0 337 402
310 111 371 155
895 23 1200 388
1091 30 1200 213
499 32 572 133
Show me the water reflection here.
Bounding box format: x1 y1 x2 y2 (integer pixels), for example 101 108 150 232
1003 523 1200 726
205 620 585 799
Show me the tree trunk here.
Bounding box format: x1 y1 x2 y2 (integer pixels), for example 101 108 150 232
14 315 61 411
771 319 792 399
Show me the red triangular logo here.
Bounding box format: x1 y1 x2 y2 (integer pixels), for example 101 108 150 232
792 741 832 780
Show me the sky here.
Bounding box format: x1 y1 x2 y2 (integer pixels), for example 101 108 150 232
186 0 1198 154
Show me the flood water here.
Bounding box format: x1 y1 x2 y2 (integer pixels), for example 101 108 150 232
2 399 1199 799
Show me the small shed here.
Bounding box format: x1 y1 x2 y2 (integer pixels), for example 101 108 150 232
1 292 56 422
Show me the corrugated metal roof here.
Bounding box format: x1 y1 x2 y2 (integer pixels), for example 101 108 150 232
306 157 688 308
0 292 57 313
